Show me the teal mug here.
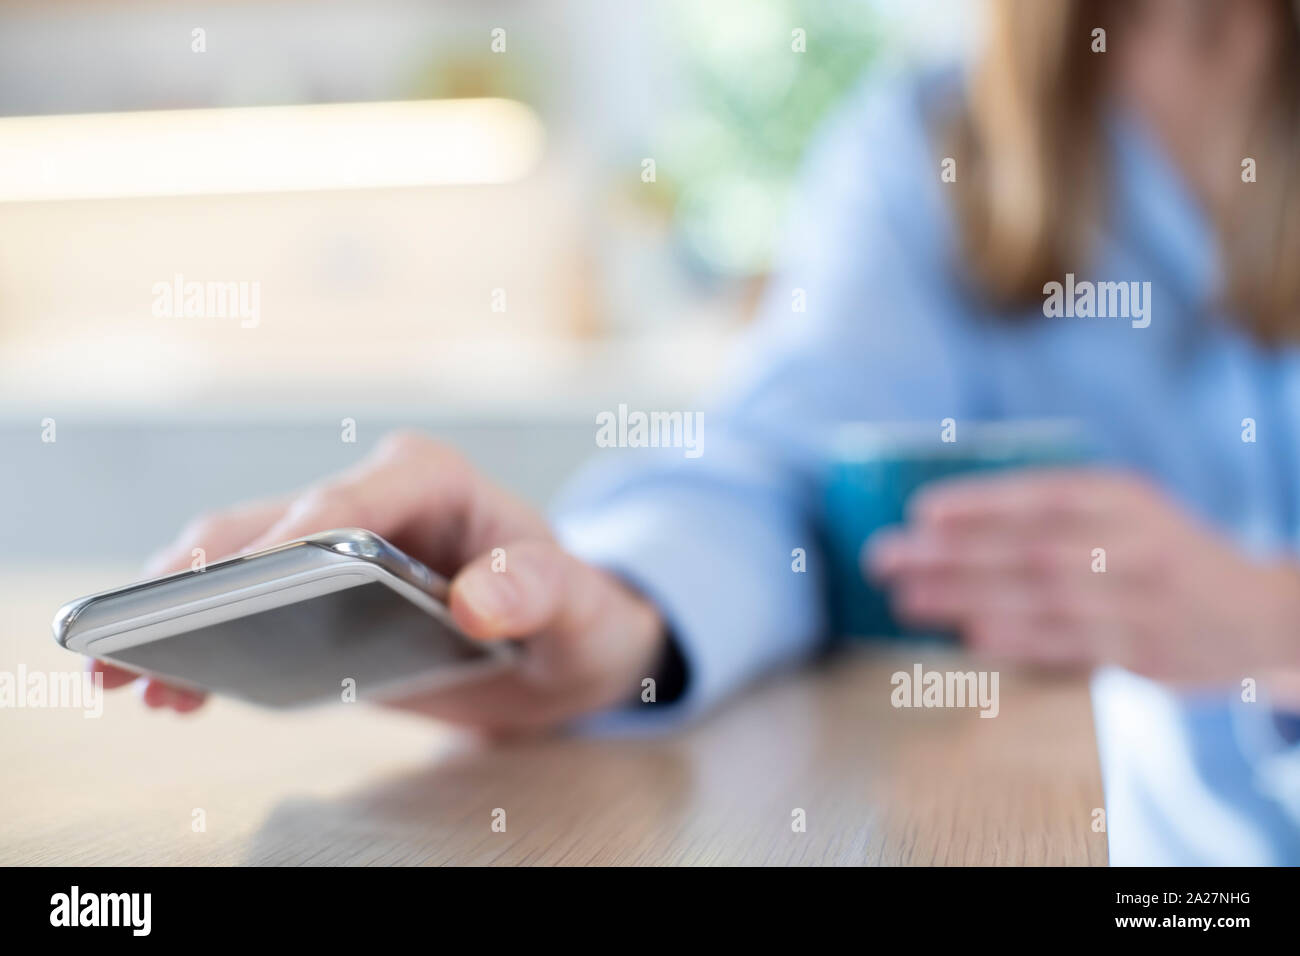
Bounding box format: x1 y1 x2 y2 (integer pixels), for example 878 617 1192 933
822 420 1089 641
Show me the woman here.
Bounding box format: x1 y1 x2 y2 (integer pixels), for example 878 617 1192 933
96 0 1300 864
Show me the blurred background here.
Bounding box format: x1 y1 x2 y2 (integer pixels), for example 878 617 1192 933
0 0 977 563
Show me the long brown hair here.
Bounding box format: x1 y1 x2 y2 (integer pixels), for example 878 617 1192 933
949 0 1300 343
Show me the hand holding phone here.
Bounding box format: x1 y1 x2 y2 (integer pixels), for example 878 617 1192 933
57 528 519 708
75 431 667 732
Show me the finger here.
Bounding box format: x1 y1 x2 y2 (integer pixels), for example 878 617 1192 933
451 537 658 701
86 657 139 690
169 688 207 713
138 678 207 713
870 528 1091 583
240 435 484 570
890 565 1101 634
861 527 909 581
872 525 1162 617
138 678 172 708
891 576 1048 628
908 469 1117 537
143 497 289 577
448 538 577 641
391 538 659 730
958 585 1148 667
88 656 209 710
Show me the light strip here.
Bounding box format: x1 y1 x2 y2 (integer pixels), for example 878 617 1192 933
0 98 545 201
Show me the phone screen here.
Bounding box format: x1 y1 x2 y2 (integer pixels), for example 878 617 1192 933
105 581 482 706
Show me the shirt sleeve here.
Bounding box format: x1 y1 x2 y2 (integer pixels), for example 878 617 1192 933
554 76 989 730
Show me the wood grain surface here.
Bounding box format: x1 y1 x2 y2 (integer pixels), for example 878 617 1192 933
1 566 1108 866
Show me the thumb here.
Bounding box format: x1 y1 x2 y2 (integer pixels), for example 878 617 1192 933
448 538 574 641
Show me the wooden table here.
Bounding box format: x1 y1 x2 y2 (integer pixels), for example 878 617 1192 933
0 566 1108 865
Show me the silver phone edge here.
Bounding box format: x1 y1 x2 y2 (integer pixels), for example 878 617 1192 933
52 528 455 648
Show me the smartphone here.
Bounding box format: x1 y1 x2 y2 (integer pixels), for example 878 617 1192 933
52 528 514 708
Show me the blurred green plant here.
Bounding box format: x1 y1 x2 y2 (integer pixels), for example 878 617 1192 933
655 0 881 278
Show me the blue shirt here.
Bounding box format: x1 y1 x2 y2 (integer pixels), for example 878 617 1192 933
554 72 1300 865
